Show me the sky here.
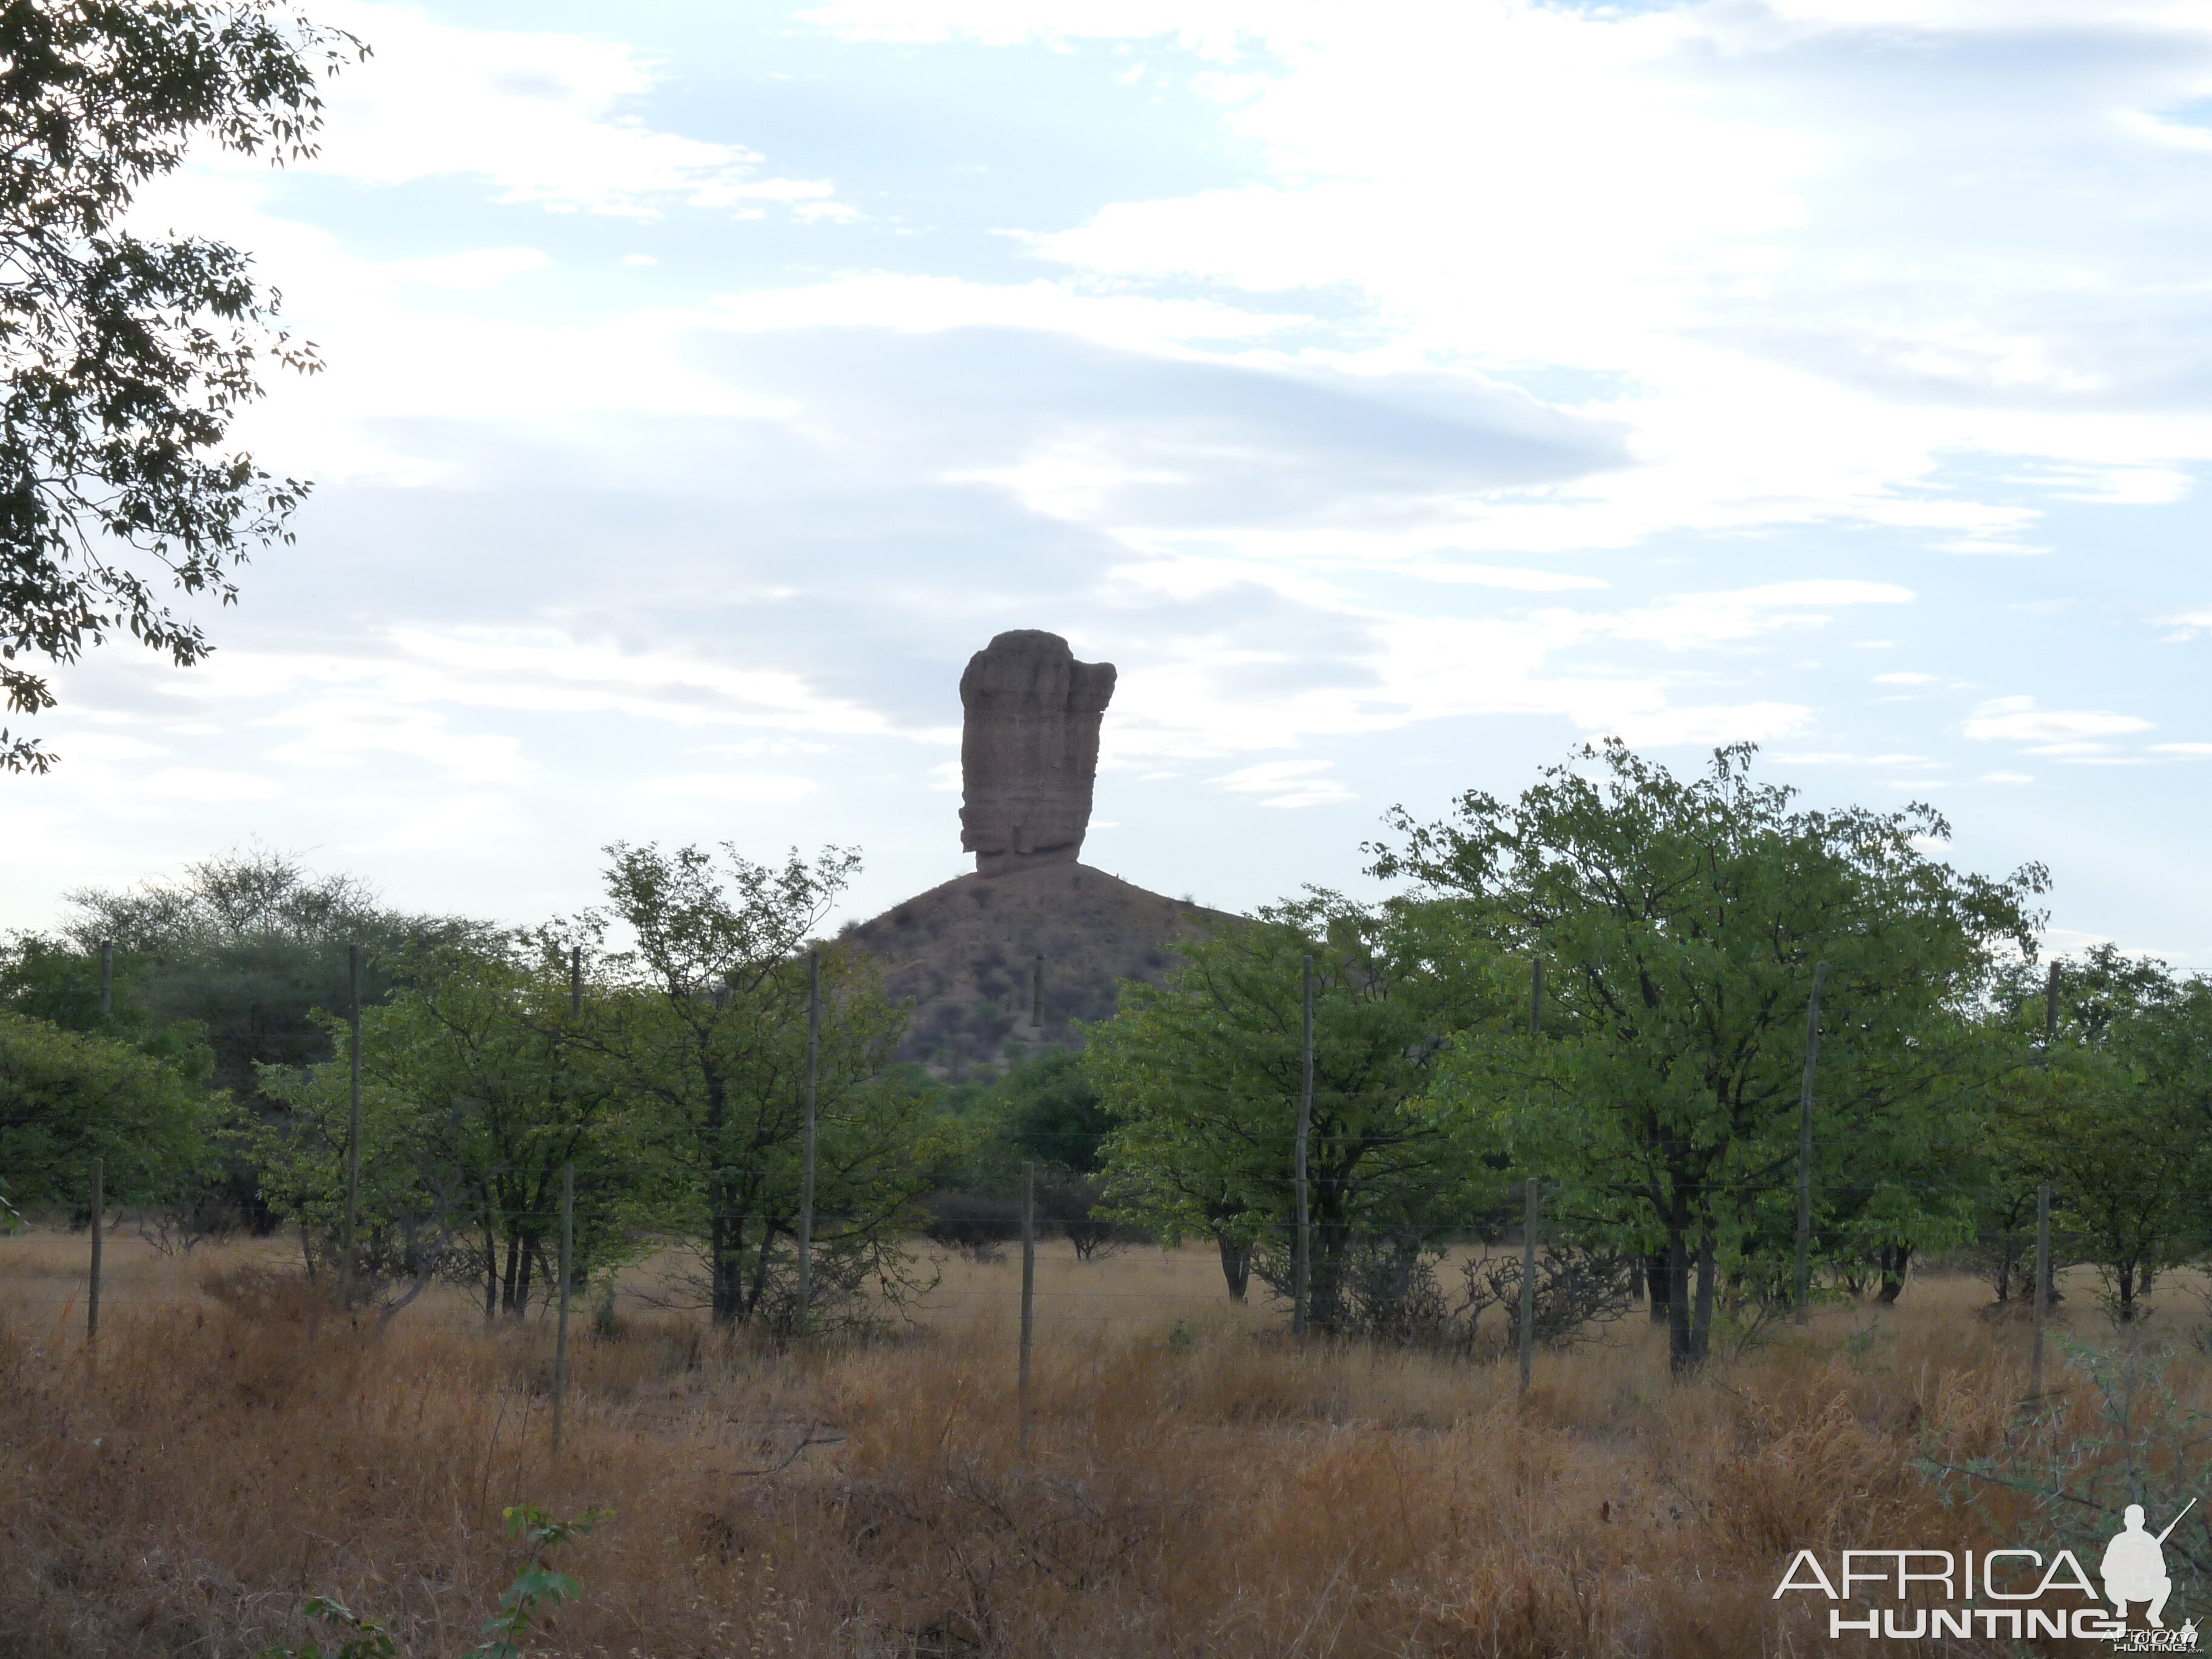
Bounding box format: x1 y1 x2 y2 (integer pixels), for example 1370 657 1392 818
8 0 2212 956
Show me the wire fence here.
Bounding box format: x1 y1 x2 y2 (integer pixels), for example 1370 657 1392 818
10 1153 2165 1398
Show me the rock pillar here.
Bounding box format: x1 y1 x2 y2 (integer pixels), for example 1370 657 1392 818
959 630 1116 876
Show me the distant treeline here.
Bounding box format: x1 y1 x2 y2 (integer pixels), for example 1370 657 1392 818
6 742 2208 1373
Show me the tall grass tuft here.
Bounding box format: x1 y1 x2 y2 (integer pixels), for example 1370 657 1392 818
0 1230 2184 1657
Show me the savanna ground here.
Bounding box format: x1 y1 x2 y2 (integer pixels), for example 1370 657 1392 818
0 1228 2184 1658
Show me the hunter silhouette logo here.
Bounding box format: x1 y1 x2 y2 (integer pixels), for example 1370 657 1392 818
2104 1501 2191 1629
1774 1502 2203 1647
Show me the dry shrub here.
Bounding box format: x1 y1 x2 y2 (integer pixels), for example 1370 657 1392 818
0 1239 2159 1658
196 1262 333 1324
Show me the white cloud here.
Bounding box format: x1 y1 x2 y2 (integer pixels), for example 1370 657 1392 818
1091 576 1900 763
137 768 284 803
1875 672 1936 685
1962 697 2154 743
1392 562 1607 592
161 629 948 744
797 0 2212 558
258 698 532 782
708 272 1300 349
1772 750 1941 767
56 732 172 763
2159 608 2212 641
1600 581 1912 653
1210 759 1355 808
1597 702 1813 747
637 774 818 803
382 248 551 290
303 2 842 220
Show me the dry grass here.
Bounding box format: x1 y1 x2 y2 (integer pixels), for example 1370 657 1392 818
0 1228 2192 1657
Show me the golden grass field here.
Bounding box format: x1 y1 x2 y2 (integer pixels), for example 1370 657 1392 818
0 1225 2188 1657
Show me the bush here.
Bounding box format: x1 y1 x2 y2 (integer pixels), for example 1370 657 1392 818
1465 1247 1634 1350
919 1188 1024 1259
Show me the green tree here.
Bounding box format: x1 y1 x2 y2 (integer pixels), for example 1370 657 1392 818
0 1 363 773
1951 948 2190 1308
253 940 650 1315
1088 892 1510 1318
61 848 489 1226
2011 948 2203 1322
0 1010 217 1208
1373 742 2043 1371
983 1048 1148 1259
998 1048 1113 1175
595 842 938 1329
0 930 212 1074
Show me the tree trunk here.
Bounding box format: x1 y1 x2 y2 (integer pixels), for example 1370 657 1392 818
1628 1255 1644 1304
1216 1235 1251 1302
1309 1205 1349 1334
1646 1250 1670 1324
501 1230 523 1315
1666 1213 1694 1373
513 1230 537 1314
709 1199 742 1326
748 1218 778 1326
483 1226 498 1320
703 1053 742 1327
1877 1242 1911 1305
1690 1232 1716 1363
2117 1259 2139 1321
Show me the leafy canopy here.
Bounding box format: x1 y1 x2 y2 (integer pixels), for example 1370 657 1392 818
0 1009 216 1207
0 2 363 771
1373 742 2046 1367
1090 891 1513 1326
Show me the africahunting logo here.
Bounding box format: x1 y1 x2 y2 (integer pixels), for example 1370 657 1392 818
1774 1501 2200 1649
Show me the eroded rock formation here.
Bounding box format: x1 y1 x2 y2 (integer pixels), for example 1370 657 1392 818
959 629 1116 876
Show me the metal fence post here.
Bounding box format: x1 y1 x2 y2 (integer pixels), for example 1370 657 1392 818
87 1156 104 1352
1794 961 1828 1324
1019 1161 1036 1452
1295 954 1313 1338
341 942 363 1305
1519 1178 1537 1395
553 1164 573 1453
2033 1181 2051 1397
798 949 819 1324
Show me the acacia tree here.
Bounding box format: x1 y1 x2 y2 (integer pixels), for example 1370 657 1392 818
2014 948 2204 1322
0 2 363 771
0 1008 216 1210
58 848 486 1229
59 848 486 1103
595 843 937 1330
254 940 651 1316
1373 742 2043 1372
1088 892 1510 1323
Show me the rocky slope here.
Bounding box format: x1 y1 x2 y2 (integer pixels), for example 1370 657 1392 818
842 861 1239 1073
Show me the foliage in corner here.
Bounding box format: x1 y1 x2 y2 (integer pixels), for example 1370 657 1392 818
257 1596 395 1659
465 1503 611 1659
261 1505 609 1659
0 1 367 773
